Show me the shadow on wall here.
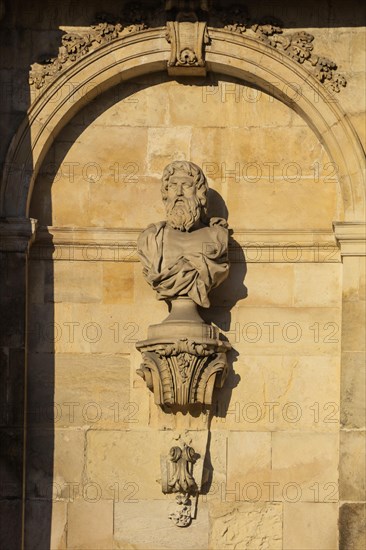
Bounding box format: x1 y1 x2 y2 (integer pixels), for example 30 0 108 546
199 187 247 417
0 2 56 549
160 189 247 495
200 190 247 496
25 238 55 550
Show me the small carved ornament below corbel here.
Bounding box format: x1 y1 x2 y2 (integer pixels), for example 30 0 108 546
161 442 199 527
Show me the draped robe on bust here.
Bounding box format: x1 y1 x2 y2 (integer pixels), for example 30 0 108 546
137 220 229 308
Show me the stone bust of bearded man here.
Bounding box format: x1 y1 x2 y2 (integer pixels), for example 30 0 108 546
137 161 229 308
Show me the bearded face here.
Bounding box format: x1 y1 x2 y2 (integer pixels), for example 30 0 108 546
164 173 202 231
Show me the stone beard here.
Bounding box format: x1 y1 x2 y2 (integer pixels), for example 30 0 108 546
165 194 201 232
137 161 230 308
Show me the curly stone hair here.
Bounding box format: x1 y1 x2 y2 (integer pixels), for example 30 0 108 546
161 161 208 217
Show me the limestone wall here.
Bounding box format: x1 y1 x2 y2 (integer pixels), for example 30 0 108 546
0 1 365 549
27 77 343 549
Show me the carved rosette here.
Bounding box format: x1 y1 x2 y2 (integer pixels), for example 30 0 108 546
136 336 229 407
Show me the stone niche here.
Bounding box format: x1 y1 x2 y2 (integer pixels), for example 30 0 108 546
26 65 346 547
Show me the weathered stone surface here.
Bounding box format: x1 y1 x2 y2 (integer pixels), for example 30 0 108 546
208 501 282 549
67 500 114 549
339 430 366 501
168 78 293 129
28 303 141 354
0 348 25 429
341 352 366 429
25 67 342 231
271 432 338 501
342 256 365 301
0 427 23 498
339 503 366 550
86 430 213 501
82 76 170 129
336 70 366 115
50 500 67 550
147 127 192 178
26 428 85 499
232 263 294 307
86 430 168 500
231 306 341 356
102 262 134 304
191 125 326 181
211 355 340 432
227 432 271 490
293 263 342 307
342 301 366 351
27 353 131 429
114 499 209 549
2 7 362 549
0 500 22 550
283 502 338 549
50 261 103 303
226 181 338 230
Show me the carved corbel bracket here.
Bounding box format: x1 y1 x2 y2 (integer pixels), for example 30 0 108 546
136 336 229 408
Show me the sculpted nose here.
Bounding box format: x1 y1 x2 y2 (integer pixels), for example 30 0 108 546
176 183 183 196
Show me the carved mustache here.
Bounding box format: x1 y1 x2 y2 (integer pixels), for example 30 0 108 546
173 197 188 206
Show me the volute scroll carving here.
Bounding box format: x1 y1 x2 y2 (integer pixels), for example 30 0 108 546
166 13 210 76
160 432 206 528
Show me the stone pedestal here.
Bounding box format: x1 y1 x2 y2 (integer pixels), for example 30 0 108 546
136 297 230 408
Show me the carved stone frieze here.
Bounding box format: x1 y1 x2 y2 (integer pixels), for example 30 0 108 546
28 2 347 92
209 7 347 92
29 9 148 90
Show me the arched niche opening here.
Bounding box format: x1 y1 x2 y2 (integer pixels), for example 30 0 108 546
10 28 362 549
29 72 344 229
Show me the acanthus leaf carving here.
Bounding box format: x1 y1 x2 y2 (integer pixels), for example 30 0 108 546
29 3 347 93
29 5 148 90
209 7 347 92
136 339 229 408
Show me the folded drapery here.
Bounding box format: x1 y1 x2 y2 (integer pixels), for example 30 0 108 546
137 220 229 308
